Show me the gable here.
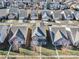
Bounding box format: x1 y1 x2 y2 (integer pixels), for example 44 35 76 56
32 26 45 37
74 31 79 43
54 30 62 42
42 11 51 19
16 29 25 40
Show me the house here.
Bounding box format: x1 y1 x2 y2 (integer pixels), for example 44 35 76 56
19 9 28 22
0 25 9 43
73 11 79 20
41 10 51 21
66 27 79 48
51 10 62 21
8 7 19 20
31 22 47 47
0 25 10 49
47 2 60 10
49 26 72 49
0 9 9 20
30 10 38 20
8 25 28 51
61 10 74 20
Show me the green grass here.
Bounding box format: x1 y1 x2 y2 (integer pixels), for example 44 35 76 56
0 47 79 56
41 47 79 56
0 50 18 55
19 48 39 56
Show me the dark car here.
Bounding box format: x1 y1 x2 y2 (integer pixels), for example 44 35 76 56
47 2 60 10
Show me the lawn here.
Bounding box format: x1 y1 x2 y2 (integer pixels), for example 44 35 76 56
0 47 79 56
41 47 79 56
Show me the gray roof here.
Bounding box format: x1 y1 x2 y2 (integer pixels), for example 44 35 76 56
74 11 79 20
67 27 79 45
10 26 28 40
54 37 71 46
30 10 38 20
0 9 9 17
32 23 46 37
52 10 62 20
19 9 28 20
42 10 51 21
9 7 19 14
9 29 25 44
49 26 68 43
61 10 74 20
31 22 47 46
0 25 9 43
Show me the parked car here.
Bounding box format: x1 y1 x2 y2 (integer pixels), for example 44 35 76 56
47 2 60 10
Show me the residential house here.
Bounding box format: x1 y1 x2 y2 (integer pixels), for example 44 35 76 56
49 26 72 49
8 26 28 51
0 25 10 49
61 10 74 20
66 27 79 48
41 10 51 21
19 9 28 22
73 11 79 20
30 10 38 20
31 22 47 47
51 10 62 21
0 9 9 20
8 7 19 20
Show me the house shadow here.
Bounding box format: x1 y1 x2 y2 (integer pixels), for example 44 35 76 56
42 30 55 50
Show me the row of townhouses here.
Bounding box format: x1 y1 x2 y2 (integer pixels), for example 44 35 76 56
0 23 79 51
1 9 79 21
0 0 79 22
